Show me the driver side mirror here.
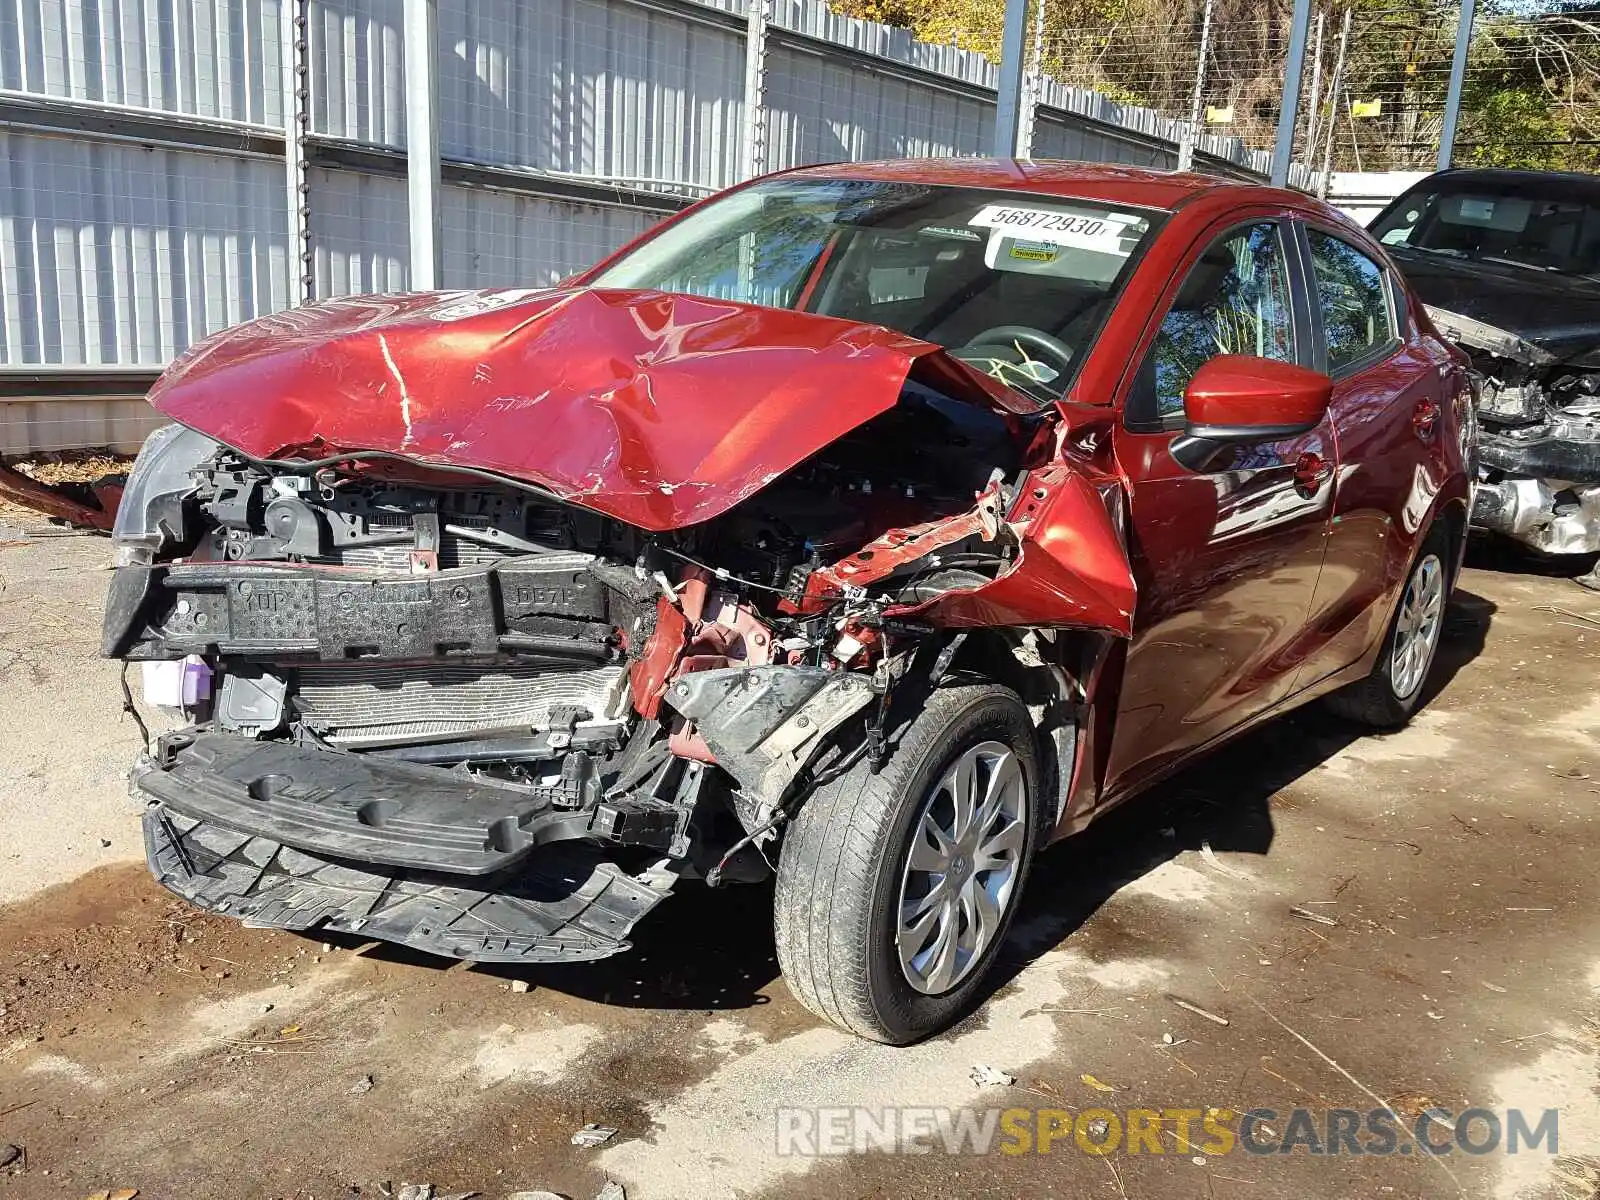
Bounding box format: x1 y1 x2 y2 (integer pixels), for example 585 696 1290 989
1171 355 1332 472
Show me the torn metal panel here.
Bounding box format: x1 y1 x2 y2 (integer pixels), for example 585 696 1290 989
805 481 1006 600
1425 305 1555 367
663 665 877 820
885 466 1136 636
1472 477 1600 555
0 462 122 530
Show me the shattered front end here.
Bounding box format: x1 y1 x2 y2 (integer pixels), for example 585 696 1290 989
1429 306 1600 562
105 289 1134 966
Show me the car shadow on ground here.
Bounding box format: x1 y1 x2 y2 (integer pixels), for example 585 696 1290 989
339 588 1496 1021
1465 530 1599 582
986 583 1496 1001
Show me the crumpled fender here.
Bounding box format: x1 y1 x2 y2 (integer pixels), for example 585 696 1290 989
148 286 1032 532
881 462 1136 638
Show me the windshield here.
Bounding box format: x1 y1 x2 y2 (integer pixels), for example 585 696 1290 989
591 177 1158 403
1371 180 1600 277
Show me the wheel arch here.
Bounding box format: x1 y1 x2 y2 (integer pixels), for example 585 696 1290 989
936 627 1090 831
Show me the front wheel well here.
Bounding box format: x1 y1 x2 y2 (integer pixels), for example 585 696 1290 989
933 627 1086 829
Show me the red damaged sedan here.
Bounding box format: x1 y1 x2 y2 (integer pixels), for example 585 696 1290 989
105 161 1471 1043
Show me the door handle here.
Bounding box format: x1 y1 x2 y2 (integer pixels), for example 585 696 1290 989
1293 451 1333 495
1413 398 1440 441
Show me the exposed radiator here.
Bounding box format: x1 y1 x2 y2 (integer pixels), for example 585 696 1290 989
315 515 514 571
293 661 626 745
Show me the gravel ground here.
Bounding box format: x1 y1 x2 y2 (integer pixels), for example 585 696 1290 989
0 530 1597 1200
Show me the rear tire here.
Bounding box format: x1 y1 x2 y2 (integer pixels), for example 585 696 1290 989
1325 526 1451 730
773 684 1042 1044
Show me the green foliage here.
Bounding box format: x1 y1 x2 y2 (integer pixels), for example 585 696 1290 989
829 0 1600 171
1462 84 1565 168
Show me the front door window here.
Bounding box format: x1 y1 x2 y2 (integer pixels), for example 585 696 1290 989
1130 222 1297 426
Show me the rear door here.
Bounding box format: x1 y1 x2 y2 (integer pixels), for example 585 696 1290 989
1104 214 1339 796
1289 223 1457 688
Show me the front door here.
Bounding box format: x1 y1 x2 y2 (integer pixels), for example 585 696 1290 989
1104 216 1338 797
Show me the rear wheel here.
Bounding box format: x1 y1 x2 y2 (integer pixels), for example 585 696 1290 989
1325 526 1450 730
773 684 1042 1044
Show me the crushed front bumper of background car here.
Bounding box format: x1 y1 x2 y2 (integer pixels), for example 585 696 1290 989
1471 422 1600 557
1428 305 1600 559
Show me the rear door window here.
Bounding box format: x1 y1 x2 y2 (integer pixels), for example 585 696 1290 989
1307 230 1398 373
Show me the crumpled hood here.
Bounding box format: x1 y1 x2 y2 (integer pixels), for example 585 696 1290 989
150 287 1034 531
1389 247 1600 364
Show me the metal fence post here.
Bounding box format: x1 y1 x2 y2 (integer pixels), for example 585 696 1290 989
1018 0 1046 158
1318 7 1352 198
282 0 312 305
1304 10 1325 167
1438 0 1476 170
993 0 1029 157
1271 0 1314 186
402 0 442 291
1177 0 1214 171
743 0 772 179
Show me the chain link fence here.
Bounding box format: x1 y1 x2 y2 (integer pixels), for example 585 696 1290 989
1034 0 1298 163
1311 0 1600 173
1005 0 1600 177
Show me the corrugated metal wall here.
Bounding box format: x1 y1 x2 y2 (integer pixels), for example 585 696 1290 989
442 189 656 289
307 167 656 296
310 0 401 144
440 1 746 187
1 0 283 124
0 131 288 366
765 45 991 165
1 0 1280 452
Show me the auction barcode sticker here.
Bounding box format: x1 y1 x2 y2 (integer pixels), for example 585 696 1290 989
968 205 1138 252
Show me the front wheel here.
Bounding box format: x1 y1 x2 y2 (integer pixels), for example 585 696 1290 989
1325 526 1450 730
773 684 1043 1044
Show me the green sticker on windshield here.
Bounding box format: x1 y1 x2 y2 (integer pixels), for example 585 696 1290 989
1009 240 1059 263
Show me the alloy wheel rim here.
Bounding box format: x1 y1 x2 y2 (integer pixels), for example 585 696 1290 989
896 740 1028 995
1391 554 1444 699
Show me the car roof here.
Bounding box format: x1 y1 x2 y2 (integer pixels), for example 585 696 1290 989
1419 166 1600 198
780 157 1260 211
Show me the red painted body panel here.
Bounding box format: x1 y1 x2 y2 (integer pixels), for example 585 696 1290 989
148 287 1029 533
1292 319 1471 692
1042 188 1469 824
1103 418 1336 799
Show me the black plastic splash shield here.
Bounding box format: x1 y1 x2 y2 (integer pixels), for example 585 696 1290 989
144 804 673 963
133 733 595 874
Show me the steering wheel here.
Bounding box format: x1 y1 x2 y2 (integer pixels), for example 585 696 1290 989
960 325 1076 374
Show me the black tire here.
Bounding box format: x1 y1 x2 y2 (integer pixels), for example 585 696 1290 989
772 683 1043 1044
1325 525 1452 730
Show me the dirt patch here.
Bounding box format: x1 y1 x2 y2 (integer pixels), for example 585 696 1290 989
0 865 285 1043
9 452 131 487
